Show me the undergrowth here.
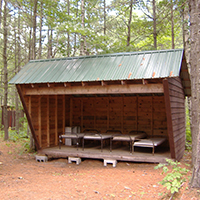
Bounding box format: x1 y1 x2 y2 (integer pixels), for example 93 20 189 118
155 158 190 199
0 121 31 154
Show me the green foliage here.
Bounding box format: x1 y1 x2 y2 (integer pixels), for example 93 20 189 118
0 120 30 153
155 159 189 195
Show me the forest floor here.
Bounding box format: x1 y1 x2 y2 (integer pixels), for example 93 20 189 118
0 137 199 200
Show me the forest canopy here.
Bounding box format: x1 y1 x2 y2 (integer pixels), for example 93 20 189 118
0 0 189 127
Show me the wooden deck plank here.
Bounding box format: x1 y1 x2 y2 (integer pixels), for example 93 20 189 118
39 145 171 163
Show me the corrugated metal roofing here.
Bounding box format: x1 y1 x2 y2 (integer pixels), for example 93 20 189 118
10 49 192 96
10 49 184 84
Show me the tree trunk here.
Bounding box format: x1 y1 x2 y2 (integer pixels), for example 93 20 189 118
104 0 106 35
73 1 79 56
15 8 21 134
3 0 8 140
29 28 32 60
14 12 18 133
67 0 70 57
38 1 43 59
182 1 190 61
189 0 200 188
0 0 2 28
32 0 38 60
127 0 133 46
80 0 86 56
47 28 53 59
153 0 157 49
171 0 174 49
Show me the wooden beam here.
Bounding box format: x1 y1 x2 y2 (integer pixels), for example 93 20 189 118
16 85 40 150
121 80 126 85
22 83 164 95
163 79 176 159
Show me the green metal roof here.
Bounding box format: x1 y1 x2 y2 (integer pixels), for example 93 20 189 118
9 49 190 95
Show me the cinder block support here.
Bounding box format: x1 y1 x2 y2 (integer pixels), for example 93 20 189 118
68 157 81 165
104 159 117 167
35 155 48 162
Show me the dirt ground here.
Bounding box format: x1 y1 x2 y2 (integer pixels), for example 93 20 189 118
0 138 199 200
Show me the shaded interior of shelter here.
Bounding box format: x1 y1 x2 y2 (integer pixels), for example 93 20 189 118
25 91 172 163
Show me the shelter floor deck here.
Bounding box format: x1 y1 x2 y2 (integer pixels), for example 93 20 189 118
39 144 171 163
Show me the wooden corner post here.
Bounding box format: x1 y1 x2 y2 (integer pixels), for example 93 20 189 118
163 79 175 159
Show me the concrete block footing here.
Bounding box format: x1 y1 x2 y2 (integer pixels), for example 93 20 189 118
68 157 81 165
35 155 48 162
104 159 117 167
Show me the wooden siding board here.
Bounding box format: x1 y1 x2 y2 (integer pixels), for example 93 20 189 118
167 77 185 160
163 79 176 159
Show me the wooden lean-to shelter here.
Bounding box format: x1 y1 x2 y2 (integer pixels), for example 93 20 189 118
9 49 191 163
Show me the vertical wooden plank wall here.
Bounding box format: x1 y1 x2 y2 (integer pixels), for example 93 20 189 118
153 96 167 136
71 95 167 137
23 94 168 149
57 95 65 138
23 95 67 148
123 96 137 133
55 96 58 145
49 96 55 146
41 96 47 147
166 78 186 160
30 96 39 145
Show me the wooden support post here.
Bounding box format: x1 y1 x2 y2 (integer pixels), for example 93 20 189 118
107 98 110 130
136 95 138 131
70 98 73 127
63 95 65 133
47 95 50 147
121 96 124 133
151 96 154 137
55 95 58 145
81 99 83 131
94 98 96 129
39 96 42 148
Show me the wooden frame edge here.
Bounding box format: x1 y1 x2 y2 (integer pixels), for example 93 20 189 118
16 84 40 150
